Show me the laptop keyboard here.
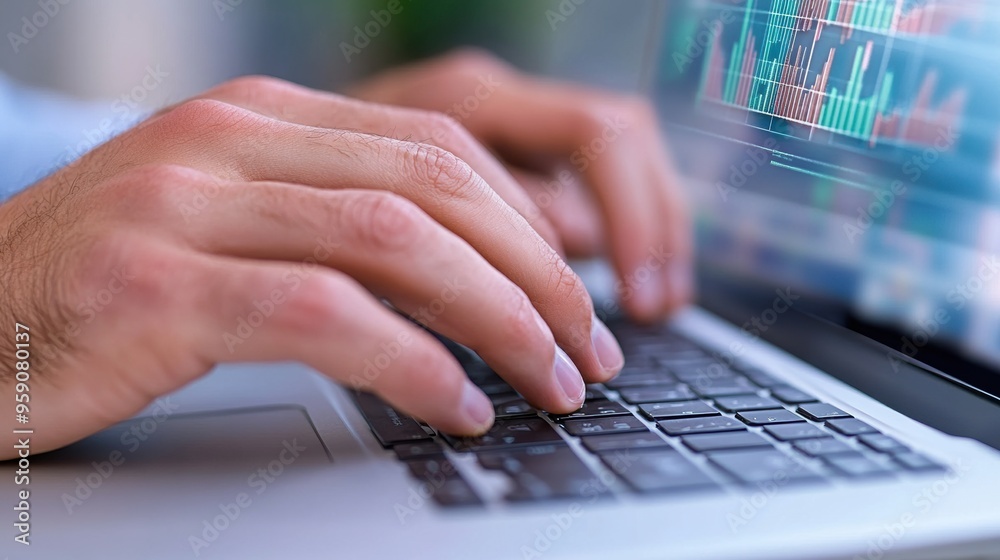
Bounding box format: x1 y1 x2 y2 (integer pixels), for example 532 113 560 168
351 320 947 507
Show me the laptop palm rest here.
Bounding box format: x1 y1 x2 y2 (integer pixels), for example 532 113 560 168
34 406 332 519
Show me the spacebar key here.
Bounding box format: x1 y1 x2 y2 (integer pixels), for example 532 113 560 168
353 392 431 447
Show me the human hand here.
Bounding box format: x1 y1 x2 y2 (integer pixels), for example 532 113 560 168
349 49 693 321
0 73 627 458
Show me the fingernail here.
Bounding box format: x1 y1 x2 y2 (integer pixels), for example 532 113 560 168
591 317 624 374
460 382 494 431
634 273 666 313
554 347 585 405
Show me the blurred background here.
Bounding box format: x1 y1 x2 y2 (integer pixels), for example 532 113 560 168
0 0 657 105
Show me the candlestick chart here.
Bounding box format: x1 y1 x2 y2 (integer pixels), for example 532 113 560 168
697 0 982 150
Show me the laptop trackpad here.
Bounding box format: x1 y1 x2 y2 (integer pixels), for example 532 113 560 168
36 406 331 516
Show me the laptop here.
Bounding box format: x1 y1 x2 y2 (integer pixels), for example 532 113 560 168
19 1 1000 558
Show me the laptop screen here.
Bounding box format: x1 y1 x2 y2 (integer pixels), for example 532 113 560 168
651 0 1000 377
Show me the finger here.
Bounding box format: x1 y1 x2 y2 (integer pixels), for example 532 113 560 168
641 127 694 314
475 92 690 321
129 100 624 382
182 249 497 436
355 53 692 320
195 76 564 256
508 166 605 258
169 176 585 412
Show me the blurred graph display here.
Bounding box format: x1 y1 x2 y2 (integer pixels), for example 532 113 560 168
654 0 1000 366
696 0 982 149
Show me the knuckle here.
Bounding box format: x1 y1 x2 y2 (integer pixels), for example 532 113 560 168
276 271 357 336
76 233 173 313
343 191 430 252
401 338 463 396
212 74 291 98
417 110 471 145
103 164 207 218
403 143 482 202
439 47 507 75
156 98 263 139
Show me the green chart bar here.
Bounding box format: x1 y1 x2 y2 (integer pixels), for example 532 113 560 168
724 0 754 105
826 0 840 21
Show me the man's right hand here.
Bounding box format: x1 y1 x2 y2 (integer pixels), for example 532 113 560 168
0 76 625 459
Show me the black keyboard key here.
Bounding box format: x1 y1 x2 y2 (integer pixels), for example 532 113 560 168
445 417 563 452
584 386 610 401
393 441 444 460
824 454 896 478
763 423 828 441
671 365 740 383
488 391 519 404
714 395 783 412
770 386 818 404
353 392 431 447
894 452 945 472
492 396 537 419
550 401 630 420
658 416 744 436
827 418 878 436
736 409 805 426
618 384 695 404
581 432 669 453
708 449 823 485
405 458 482 506
563 415 647 436
605 372 674 389
479 382 517 396
792 438 855 457
682 431 771 453
689 377 759 398
601 449 717 493
739 368 784 387
639 400 718 420
479 444 611 502
797 403 851 421
467 368 504 387
859 434 909 454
